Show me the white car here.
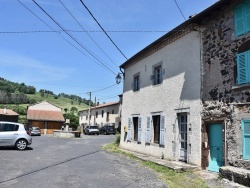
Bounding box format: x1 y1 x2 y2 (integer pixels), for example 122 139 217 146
0 121 32 150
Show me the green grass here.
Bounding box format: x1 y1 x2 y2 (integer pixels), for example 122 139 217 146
102 137 208 188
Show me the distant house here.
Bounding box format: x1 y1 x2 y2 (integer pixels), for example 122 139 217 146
27 101 65 134
79 102 120 128
0 108 19 122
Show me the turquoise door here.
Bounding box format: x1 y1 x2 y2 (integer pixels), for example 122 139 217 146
208 124 223 172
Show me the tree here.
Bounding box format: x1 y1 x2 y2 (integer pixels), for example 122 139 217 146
64 108 68 113
70 107 78 114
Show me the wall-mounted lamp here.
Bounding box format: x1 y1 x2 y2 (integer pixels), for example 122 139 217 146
116 73 122 84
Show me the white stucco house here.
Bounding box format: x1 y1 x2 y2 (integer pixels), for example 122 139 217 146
120 28 202 166
79 102 120 128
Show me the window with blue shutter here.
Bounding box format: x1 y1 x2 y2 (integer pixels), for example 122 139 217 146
159 116 165 147
242 120 250 160
138 117 142 143
127 118 132 142
146 117 151 144
237 50 250 84
234 1 250 37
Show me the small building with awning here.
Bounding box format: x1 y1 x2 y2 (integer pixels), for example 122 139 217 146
0 108 19 122
27 101 65 134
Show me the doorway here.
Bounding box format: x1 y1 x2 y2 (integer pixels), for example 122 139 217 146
178 113 187 162
208 124 223 172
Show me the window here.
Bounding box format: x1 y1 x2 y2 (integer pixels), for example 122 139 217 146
96 111 98 118
102 110 104 118
106 112 110 121
2 123 19 132
152 115 160 143
237 50 250 84
152 65 163 85
242 120 250 160
133 75 140 91
112 109 114 114
234 1 250 37
133 117 139 141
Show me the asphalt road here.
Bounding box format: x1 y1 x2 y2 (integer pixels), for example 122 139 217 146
0 135 167 188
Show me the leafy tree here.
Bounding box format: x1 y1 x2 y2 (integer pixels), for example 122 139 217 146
70 106 78 114
64 108 68 113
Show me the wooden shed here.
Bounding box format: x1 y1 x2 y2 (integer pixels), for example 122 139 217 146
0 108 19 122
27 101 65 134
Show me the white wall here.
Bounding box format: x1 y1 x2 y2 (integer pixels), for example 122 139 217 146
120 31 202 166
79 104 119 127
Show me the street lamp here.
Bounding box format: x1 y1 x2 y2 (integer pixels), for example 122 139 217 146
116 73 122 84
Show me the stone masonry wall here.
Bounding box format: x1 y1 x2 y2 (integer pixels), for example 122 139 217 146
201 0 250 169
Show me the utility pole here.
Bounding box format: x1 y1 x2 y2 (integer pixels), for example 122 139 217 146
88 92 91 126
94 96 96 125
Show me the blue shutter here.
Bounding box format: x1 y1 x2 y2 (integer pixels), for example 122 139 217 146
146 117 151 144
234 5 245 36
245 1 250 33
242 120 250 160
237 52 247 84
138 117 142 142
159 116 165 146
127 118 132 142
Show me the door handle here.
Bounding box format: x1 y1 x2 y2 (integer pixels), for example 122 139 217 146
14 133 18 135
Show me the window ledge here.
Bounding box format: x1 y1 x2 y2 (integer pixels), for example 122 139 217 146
232 83 250 91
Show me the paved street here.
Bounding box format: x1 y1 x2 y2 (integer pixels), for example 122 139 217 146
0 135 167 188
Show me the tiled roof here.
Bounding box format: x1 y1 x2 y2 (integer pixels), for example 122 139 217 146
79 101 119 112
27 110 64 122
28 101 62 111
0 109 19 116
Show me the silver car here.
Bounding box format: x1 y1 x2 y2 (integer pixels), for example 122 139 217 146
30 127 41 136
0 121 32 150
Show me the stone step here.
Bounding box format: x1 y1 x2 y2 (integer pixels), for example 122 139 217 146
220 166 250 187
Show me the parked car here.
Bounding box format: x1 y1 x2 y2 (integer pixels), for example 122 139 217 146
30 127 41 136
0 121 32 150
99 125 116 135
84 126 99 135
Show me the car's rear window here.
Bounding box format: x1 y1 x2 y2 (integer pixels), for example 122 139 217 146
90 126 98 129
0 123 19 132
33 127 40 130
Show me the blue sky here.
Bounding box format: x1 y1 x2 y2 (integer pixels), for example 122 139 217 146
0 0 217 103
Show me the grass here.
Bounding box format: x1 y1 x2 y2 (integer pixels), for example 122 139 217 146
102 136 208 188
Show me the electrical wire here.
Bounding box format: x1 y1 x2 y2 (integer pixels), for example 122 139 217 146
17 0 113 74
32 0 117 75
59 0 119 69
173 0 186 21
0 30 169 33
79 0 128 60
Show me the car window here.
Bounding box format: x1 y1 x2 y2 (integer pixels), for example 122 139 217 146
33 127 40 130
90 126 98 129
2 123 19 132
0 124 3 132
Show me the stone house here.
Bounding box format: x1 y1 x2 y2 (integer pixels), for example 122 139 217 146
27 101 65 134
119 0 250 181
199 0 250 180
79 102 120 128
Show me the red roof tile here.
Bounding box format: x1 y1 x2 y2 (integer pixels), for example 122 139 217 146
27 110 64 122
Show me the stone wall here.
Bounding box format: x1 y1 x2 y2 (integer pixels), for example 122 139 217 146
201 0 250 169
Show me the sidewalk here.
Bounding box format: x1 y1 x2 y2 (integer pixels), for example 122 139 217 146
120 149 247 188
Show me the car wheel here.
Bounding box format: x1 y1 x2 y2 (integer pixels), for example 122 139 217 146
15 139 27 150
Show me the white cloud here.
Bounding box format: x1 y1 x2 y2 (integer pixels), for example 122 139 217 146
0 52 75 83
